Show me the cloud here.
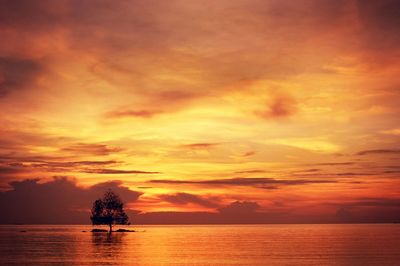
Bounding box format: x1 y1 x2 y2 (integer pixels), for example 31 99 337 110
379 128 400 136
235 169 268 174
356 149 400 156
0 0 399 225
0 0 65 29
269 138 341 153
104 89 204 119
0 57 42 97
0 158 121 182
305 162 355 166
82 169 160 174
241 151 256 157
0 129 70 154
0 177 142 224
295 168 321 173
159 192 219 208
0 0 358 110
150 177 336 188
334 172 375 176
35 160 119 168
132 199 343 224
132 200 273 224
105 109 163 119
0 165 26 174
348 197 400 207
61 143 122 156
357 0 400 51
218 201 260 214
182 143 221 149
256 93 297 119
334 197 400 223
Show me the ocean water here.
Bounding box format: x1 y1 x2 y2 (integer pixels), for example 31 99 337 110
0 224 399 265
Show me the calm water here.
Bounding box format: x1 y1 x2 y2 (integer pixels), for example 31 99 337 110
0 224 399 265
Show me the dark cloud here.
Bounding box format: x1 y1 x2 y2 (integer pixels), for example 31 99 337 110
133 200 274 224
0 158 121 182
0 177 142 224
61 143 123 156
156 90 199 102
150 177 336 188
0 163 26 173
159 192 219 208
241 151 256 157
82 168 160 174
104 90 203 119
218 201 260 214
0 150 119 167
305 162 356 166
0 158 117 170
0 129 73 154
334 172 376 176
346 197 400 207
334 197 400 223
105 109 164 119
182 143 221 149
357 0 400 50
132 199 340 224
384 170 400 174
256 94 297 120
39 160 119 168
0 57 42 97
235 169 268 174
384 165 400 169
18 160 120 173
1 0 357 111
356 149 400 156
293 168 321 173
0 0 65 29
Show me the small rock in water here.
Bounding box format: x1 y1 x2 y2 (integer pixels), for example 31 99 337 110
20 230 26 232
91 229 108 232
116 228 135 232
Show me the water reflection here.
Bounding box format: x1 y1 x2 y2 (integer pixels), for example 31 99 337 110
0 225 399 265
91 232 126 262
92 232 125 245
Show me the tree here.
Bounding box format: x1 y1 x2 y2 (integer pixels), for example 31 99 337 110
90 190 129 232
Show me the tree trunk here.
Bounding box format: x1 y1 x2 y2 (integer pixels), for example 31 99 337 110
109 223 112 233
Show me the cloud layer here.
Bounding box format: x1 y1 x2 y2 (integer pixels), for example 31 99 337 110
0 0 399 223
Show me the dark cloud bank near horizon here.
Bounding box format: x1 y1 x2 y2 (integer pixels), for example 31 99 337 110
1 178 399 224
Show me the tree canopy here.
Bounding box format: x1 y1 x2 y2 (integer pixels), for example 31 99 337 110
90 190 129 232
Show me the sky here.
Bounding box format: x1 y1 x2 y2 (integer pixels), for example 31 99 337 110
0 0 399 224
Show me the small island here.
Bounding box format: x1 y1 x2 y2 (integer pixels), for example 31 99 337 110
90 190 134 233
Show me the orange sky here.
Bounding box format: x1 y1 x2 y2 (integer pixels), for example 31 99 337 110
0 0 399 223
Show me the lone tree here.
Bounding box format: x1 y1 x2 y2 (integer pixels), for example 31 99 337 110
90 190 129 232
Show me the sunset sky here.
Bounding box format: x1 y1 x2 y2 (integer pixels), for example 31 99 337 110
0 0 399 224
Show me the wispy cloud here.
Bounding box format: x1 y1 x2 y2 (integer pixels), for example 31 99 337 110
61 143 122 156
150 177 336 188
182 143 221 149
0 57 42 97
255 93 297 120
356 149 400 156
82 168 160 174
269 138 341 153
105 109 163 119
380 128 400 136
159 192 219 208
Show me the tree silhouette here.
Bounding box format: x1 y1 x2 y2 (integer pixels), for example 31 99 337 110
90 190 129 232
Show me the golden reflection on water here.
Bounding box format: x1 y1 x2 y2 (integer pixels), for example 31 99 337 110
0 225 400 265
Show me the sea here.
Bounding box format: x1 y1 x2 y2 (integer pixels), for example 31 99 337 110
0 224 399 265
